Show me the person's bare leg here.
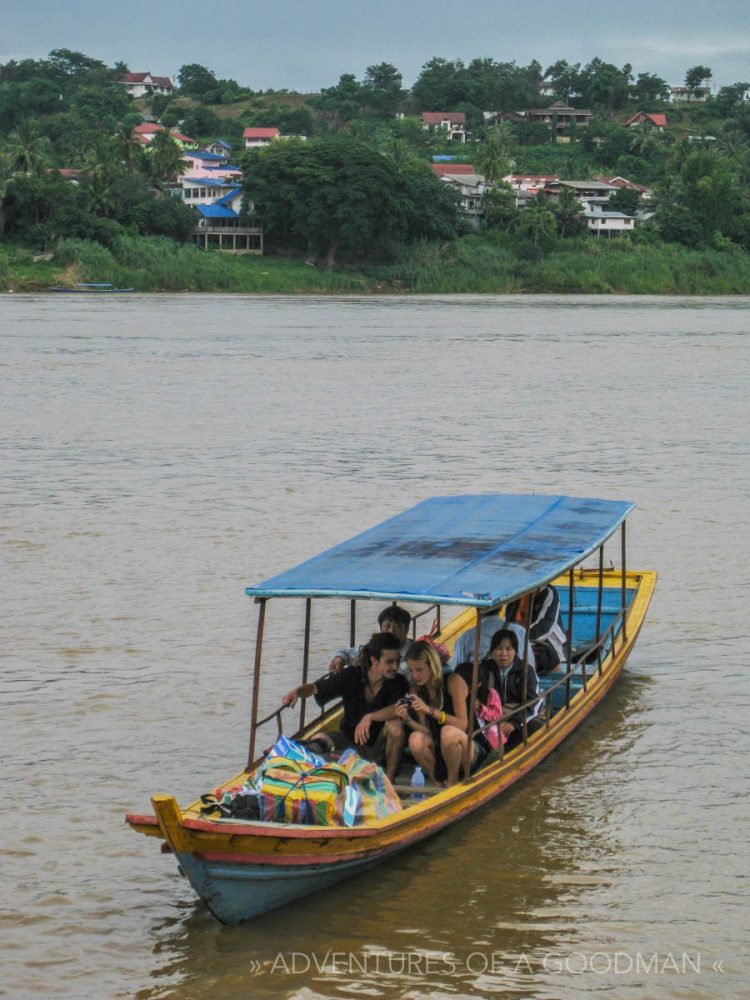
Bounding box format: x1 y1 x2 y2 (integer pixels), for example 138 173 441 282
384 719 406 782
408 730 437 783
440 726 469 786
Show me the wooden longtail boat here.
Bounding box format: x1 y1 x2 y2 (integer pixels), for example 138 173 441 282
126 494 656 924
50 283 134 293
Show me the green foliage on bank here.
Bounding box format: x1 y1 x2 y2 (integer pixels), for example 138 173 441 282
369 234 750 294
3 232 750 295
0 236 368 292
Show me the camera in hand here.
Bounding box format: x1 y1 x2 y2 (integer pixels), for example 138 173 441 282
398 695 413 706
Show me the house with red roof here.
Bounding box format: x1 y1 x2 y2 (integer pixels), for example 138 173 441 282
120 72 174 99
430 163 475 177
132 122 198 149
421 112 468 143
243 128 280 149
624 111 667 130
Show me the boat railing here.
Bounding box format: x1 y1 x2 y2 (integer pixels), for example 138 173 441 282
409 603 442 638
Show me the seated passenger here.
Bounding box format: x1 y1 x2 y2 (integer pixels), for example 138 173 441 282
488 628 544 751
450 608 535 669
395 639 489 788
281 632 407 782
329 604 412 674
504 585 567 674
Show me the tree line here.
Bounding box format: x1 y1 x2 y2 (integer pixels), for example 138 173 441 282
1 48 749 264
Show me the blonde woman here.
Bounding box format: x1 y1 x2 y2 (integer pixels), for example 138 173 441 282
395 639 488 787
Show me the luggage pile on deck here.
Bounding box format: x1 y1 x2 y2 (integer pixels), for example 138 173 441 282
200 736 402 827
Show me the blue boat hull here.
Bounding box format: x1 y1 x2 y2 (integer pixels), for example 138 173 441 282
176 848 401 923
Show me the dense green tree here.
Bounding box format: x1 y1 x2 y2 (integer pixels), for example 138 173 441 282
177 63 218 98
631 72 670 105
180 106 222 138
412 58 465 109
2 171 87 242
241 136 461 266
312 74 365 122
579 58 632 111
544 60 582 103
481 184 518 230
685 66 712 92
362 63 403 118
0 78 62 132
396 162 465 241
131 194 196 241
607 187 641 215
713 82 750 115
47 49 110 87
159 107 182 129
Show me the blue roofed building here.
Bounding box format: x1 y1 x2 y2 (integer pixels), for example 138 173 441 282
192 188 263 254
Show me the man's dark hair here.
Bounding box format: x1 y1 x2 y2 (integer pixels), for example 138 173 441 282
362 631 403 664
377 604 411 631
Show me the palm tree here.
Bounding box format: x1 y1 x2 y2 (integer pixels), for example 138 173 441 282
628 122 661 159
474 132 511 184
6 120 51 175
518 197 557 247
554 186 587 238
147 129 188 184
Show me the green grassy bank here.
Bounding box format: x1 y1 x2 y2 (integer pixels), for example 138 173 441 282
2 234 750 295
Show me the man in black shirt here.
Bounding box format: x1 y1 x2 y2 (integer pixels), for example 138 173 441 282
281 632 407 781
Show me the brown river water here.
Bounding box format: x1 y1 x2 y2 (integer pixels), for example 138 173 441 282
2 294 749 999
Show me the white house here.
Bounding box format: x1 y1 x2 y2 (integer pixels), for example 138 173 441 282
421 112 468 143
670 86 710 103
584 207 635 236
121 73 174 98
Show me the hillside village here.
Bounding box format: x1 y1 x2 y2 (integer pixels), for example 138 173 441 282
113 71 746 256
1 51 749 290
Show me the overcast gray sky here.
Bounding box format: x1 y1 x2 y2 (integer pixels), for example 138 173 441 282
3 0 749 92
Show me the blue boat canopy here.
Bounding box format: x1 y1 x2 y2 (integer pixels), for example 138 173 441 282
245 494 634 607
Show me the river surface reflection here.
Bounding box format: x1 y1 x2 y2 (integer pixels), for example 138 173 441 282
2 294 748 999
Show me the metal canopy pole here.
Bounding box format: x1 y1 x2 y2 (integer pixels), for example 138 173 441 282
521 594 532 744
247 598 267 768
565 570 574 710
300 598 312 730
463 607 482 779
621 521 628 646
596 544 604 674
349 599 356 647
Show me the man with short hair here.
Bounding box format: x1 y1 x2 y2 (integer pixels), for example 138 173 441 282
282 631 407 782
328 604 412 674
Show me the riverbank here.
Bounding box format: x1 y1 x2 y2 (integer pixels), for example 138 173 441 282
3 233 750 295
